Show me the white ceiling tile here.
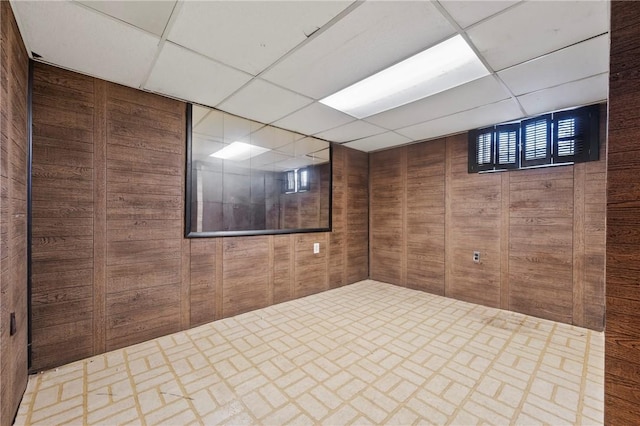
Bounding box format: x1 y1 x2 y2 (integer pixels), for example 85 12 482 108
192 105 211 128
76 1 176 36
343 132 412 153
262 1 456 99
13 1 159 88
146 42 252 108
249 126 292 150
498 34 610 96
217 79 313 124
168 1 352 75
397 99 523 142
440 0 522 29
194 109 224 142
273 103 355 136
467 0 609 71
315 120 387 143
517 73 608 116
364 75 510 130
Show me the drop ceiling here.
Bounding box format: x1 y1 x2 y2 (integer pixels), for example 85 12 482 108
11 0 610 153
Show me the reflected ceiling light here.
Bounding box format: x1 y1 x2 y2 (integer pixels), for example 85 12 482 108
210 141 270 161
319 35 490 119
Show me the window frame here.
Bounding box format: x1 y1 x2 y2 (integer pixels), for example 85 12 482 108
468 104 601 174
521 114 552 168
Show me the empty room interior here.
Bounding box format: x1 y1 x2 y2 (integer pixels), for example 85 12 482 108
1 0 639 424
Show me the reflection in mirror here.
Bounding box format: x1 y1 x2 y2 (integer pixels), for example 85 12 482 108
186 104 332 237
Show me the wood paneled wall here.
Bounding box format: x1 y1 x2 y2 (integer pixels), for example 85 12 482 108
0 3 29 425
370 106 606 331
606 1 640 422
30 63 369 371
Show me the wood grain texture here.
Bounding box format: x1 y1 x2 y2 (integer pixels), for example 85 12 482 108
606 2 640 423
369 125 605 328
405 140 445 295
29 64 369 370
31 63 95 369
447 134 502 308
509 165 574 323
369 147 404 285
345 147 369 284
0 3 29 425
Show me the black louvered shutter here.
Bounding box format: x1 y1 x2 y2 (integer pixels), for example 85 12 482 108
521 115 551 167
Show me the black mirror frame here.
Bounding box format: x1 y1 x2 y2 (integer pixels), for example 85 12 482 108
184 103 333 238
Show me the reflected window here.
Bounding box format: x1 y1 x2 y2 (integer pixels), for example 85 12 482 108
186 104 332 237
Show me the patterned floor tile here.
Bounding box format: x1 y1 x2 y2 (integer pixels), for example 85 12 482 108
16 280 603 425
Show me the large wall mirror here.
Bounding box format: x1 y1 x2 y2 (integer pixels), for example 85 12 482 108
186 104 332 237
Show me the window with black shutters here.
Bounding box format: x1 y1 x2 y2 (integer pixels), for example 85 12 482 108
521 115 551 167
496 124 519 169
552 105 599 164
297 168 310 192
467 104 601 173
283 170 296 193
468 127 495 172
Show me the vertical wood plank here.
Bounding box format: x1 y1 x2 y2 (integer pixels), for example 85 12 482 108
342 146 349 286
268 235 274 306
93 79 106 354
444 137 454 298
289 234 295 298
500 172 510 310
401 147 408 287
215 238 223 320
573 163 586 327
181 238 191 329
607 2 640 421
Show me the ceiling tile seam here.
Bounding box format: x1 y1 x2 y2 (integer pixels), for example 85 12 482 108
432 0 527 117
214 78 316 123
330 127 394 145
393 97 523 135
456 0 526 32
515 71 609 99
71 0 164 41
212 1 366 113
9 0 34 59
251 0 365 80
139 2 184 90
495 32 610 73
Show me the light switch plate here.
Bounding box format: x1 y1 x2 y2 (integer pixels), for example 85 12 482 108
313 243 320 254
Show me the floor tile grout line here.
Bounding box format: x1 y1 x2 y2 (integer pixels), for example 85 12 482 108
511 322 559 422
181 325 261 424
122 349 148 426
23 373 42 425
576 329 592 424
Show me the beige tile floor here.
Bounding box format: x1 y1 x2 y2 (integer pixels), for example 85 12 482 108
15 280 603 425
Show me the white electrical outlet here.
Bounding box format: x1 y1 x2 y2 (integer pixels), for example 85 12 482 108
313 243 320 254
473 251 480 263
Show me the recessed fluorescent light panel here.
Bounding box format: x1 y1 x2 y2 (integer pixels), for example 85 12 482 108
210 141 270 161
320 35 490 119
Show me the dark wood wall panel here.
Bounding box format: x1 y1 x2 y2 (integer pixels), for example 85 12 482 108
273 234 293 303
508 166 574 323
29 64 369 370
446 134 501 307
294 233 328 298
31 65 95 367
222 236 270 317
369 124 606 331
369 147 404 285
606 2 640 423
329 146 345 288
406 140 445 295
0 3 29 425
104 86 185 351
345 148 369 283
189 240 217 326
